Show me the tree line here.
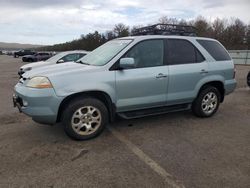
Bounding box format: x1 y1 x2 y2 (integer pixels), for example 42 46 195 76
39 16 250 52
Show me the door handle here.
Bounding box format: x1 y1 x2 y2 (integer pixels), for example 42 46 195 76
156 73 168 78
200 69 209 74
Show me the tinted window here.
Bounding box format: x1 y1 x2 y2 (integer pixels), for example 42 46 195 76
197 40 231 61
166 39 204 65
124 40 164 68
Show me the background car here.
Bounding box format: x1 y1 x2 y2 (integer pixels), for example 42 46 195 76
19 50 89 76
14 49 35 58
22 52 52 62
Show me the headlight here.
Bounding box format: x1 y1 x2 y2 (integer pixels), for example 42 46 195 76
26 76 53 89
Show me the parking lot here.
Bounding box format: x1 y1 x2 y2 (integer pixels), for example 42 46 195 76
0 55 249 188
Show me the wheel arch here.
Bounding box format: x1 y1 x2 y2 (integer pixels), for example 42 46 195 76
197 81 225 102
56 91 116 123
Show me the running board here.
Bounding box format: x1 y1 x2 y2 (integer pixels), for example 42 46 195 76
118 104 191 119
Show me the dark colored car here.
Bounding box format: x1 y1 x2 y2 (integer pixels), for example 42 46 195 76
14 50 35 58
22 52 52 62
247 72 250 87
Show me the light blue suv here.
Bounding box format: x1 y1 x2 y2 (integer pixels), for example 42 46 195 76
13 35 236 140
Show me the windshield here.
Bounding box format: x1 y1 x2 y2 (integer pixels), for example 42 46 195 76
77 39 132 66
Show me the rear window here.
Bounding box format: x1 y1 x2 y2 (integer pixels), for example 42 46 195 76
197 40 231 61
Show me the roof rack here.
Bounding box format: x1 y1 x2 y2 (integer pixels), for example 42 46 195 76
131 24 197 36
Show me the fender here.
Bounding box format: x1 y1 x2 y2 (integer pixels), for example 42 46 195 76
194 74 225 97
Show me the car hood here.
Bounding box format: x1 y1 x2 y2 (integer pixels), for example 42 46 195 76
21 61 52 70
22 62 98 79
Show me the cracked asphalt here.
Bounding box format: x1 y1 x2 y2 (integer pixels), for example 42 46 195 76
0 55 249 188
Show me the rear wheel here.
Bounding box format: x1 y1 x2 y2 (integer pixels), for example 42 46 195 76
62 97 108 140
192 86 221 117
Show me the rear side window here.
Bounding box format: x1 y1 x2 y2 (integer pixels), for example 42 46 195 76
166 39 205 65
197 40 231 61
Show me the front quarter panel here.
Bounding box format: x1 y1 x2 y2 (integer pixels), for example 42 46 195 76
49 69 116 103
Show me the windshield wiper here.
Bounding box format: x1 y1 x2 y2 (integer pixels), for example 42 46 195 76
76 60 90 65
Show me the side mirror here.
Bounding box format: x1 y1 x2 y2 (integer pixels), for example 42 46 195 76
119 58 135 69
57 59 64 64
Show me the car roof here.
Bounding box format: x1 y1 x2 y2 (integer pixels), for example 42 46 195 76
62 50 89 53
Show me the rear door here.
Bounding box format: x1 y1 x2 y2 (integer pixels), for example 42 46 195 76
166 39 208 105
115 39 169 112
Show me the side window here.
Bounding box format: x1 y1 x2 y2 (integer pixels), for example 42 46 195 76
166 39 205 65
124 40 164 68
78 53 86 59
197 40 231 61
61 54 78 62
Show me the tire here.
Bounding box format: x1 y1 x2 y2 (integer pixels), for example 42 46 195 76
192 86 221 118
62 97 108 140
247 72 250 87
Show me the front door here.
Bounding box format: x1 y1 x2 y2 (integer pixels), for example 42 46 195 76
115 39 169 112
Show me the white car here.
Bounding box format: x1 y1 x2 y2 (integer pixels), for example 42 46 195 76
18 50 88 76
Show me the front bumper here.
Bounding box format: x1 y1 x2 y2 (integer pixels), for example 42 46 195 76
13 83 64 125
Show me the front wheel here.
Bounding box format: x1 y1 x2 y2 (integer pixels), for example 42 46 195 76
62 97 108 140
192 86 221 118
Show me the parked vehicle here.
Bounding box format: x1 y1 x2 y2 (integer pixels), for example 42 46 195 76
2 50 8 55
22 52 52 62
247 72 250 87
18 50 88 76
7 51 16 56
14 50 35 58
13 24 236 140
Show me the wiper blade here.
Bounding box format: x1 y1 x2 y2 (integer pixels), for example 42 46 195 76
76 60 90 65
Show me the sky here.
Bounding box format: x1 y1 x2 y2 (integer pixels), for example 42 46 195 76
0 0 249 45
